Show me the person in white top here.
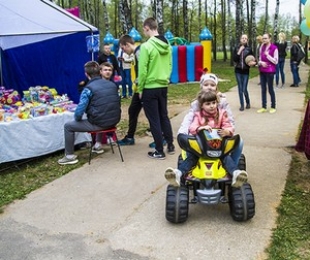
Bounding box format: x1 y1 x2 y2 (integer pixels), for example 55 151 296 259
118 48 134 98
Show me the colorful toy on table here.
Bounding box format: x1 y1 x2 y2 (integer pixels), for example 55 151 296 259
52 100 74 114
17 105 31 120
0 109 4 122
63 103 77 112
31 104 49 117
5 91 20 105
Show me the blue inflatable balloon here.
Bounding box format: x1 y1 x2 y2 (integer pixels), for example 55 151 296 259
129 27 142 42
301 0 307 5
103 32 114 44
300 19 310 36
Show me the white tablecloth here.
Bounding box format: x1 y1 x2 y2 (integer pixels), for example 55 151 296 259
0 112 91 164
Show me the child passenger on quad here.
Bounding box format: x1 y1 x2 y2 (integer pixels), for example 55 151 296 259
165 74 247 188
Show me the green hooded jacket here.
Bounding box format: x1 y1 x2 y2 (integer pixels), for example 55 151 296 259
138 36 172 93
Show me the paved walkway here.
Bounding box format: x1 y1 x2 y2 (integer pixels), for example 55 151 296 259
0 61 309 260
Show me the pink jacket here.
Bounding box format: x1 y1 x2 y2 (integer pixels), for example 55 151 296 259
189 108 234 135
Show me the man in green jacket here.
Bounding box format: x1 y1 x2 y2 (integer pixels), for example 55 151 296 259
138 17 175 159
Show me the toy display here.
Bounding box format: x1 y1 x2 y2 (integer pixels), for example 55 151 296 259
0 85 77 122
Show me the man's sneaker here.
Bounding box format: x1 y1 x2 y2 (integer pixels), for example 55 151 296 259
232 170 248 188
118 136 135 146
58 155 78 165
167 144 175 155
79 142 91 150
257 108 267 113
148 139 167 148
92 145 104 154
107 136 116 146
164 167 182 187
148 151 166 160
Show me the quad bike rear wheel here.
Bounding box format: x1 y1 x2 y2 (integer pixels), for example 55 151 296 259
165 185 189 223
229 183 255 221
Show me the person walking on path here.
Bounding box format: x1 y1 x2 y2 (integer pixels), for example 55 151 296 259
257 33 278 114
233 34 256 111
290 35 305 88
255 35 263 85
275 32 287 88
118 48 134 98
57 61 121 165
138 17 175 160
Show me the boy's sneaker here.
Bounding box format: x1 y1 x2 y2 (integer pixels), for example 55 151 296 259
148 139 167 148
58 155 78 165
167 144 175 155
118 136 135 146
164 167 182 187
232 170 248 188
92 145 104 154
148 151 166 160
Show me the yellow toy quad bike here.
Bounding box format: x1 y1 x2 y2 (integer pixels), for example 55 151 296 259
165 129 255 223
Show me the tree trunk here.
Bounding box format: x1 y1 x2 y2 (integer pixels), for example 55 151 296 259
119 0 127 35
221 0 227 61
263 0 269 33
250 0 257 55
235 0 242 41
102 0 110 33
183 0 188 40
212 0 217 61
273 0 280 41
227 0 234 66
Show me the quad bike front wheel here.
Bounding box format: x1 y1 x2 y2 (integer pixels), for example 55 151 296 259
165 185 189 223
238 154 246 170
229 183 255 221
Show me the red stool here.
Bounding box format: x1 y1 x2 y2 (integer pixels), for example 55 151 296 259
88 127 124 164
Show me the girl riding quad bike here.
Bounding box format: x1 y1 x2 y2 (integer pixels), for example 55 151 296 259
165 91 255 224
165 129 255 224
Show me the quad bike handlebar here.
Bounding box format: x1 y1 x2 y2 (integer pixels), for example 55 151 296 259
177 129 240 159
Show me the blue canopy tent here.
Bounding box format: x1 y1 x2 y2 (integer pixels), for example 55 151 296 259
0 0 98 103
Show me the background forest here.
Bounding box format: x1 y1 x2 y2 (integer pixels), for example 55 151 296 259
53 0 307 61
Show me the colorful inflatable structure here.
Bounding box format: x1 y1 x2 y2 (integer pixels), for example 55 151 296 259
101 27 213 84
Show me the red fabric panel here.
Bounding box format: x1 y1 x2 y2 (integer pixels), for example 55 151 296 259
178 46 187 83
195 45 204 81
295 100 310 159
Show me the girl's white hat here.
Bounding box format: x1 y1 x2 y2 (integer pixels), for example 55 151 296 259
200 73 218 86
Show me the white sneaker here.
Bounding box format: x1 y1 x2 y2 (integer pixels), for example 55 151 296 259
164 167 182 187
92 145 104 154
232 170 248 188
107 136 116 146
58 155 78 165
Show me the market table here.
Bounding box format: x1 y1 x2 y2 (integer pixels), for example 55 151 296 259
0 112 91 164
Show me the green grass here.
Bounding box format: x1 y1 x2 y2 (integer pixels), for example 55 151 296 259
265 71 310 260
0 61 309 259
